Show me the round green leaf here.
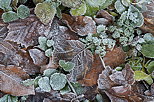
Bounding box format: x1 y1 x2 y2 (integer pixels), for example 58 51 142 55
45 48 53 57
17 5 30 19
86 0 106 7
141 43 154 58
146 61 154 74
0 0 12 11
115 0 126 14
59 60 75 71
46 39 54 47
50 73 67 90
38 77 51 92
61 0 83 8
34 2 56 24
2 11 19 22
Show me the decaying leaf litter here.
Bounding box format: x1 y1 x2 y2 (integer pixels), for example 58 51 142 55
0 0 154 102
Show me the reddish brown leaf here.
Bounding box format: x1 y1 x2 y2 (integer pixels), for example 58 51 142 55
78 54 104 86
62 14 96 36
103 47 126 68
0 71 35 96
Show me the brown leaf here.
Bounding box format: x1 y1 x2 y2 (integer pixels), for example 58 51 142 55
0 20 8 41
0 65 29 80
0 71 35 96
94 10 114 25
62 14 96 36
78 54 104 86
0 41 40 75
4 15 60 47
29 48 48 66
140 1 154 35
53 40 93 82
103 47 126 68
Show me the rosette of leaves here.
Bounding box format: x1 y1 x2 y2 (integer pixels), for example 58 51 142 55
80 25 116 56
38 36 54 57
34 2 56 24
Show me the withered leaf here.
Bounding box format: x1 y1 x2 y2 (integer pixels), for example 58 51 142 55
78 54 104 86
62 14 96 36
0 20 8 41
0 41 40 75
4 15 59 47
53 40 93 82
103 47 126 68
94 10 114 25
29 48 48 66
141 1 154 35
0 71 35 96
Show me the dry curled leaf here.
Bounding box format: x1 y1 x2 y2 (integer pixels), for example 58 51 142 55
62 14 96 36
0 71 35 96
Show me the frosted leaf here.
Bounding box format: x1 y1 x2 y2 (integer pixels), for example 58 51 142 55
35 2 56 24
60 85 71 95
43 69 58 77
86 0 106 7
38 77 51 92
70 1 87 16
115 0 126 14
141 43 154 58
17 5 30 19
62 14 96 36
0 21 8 41
47 39 54 47
45 48 53 57
0 0 12 11
59 60 75 71
53 40 93 82
60 0 83 8
50 73 67 90
29 49 48 66
22 79 34 86
4 15 57 47
97 25 106 33
2 11 19 23
100 0 114 9
121 0 131 7
143 33 154 42
84 4 99 16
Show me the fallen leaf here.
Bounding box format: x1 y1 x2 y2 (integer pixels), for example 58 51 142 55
94 10 114 25
78 54 104 86
0 19 8 41
4 15 59 47
0 71 35 96
53 40 93 82
62 14 96 36
140 1 154 35
103 47 126 68
29 48 48 66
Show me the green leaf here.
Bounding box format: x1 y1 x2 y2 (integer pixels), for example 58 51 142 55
38 36 47 51
70 1 87 16
86 0 106 7
84 3 99 16
134 71 153 85
59 60 75 71
146 61 154 74
50 73 67 90
45 48 53 57
34 2 56 24
141 43 154 58
71 82 84 95
115 0 126 14
34 76 41 87
121 0 131 7
33 0 44 4
17 5 30 19
128 5 144 27
38 77 51 92
46 39 54 47
43 69 57 77
0 95 18 102
60 85 71 95
0 0 12 11
100 0 114 9
61 0 83 8
96 94 104 102
2 11 19 23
